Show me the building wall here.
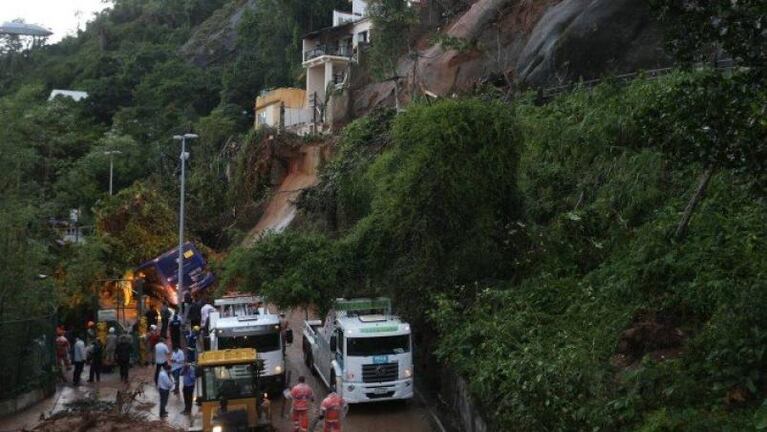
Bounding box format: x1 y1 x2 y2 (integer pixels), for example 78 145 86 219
352 0 368 16
307 65 327 105
255 88 306 111
255 88 307 129
352 19 372 48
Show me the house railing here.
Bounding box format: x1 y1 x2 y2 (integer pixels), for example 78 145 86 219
303 45 353 62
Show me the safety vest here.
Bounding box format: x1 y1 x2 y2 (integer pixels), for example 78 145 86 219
321 393 344 423
291 383 314 412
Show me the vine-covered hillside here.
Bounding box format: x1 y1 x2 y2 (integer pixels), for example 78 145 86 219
223 69 767 430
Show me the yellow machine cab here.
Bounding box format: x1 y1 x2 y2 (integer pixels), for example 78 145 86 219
194 348 271 432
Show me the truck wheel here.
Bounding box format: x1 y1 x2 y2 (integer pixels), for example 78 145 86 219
303 348 312 368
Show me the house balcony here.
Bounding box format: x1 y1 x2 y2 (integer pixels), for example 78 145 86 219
303 45 353 65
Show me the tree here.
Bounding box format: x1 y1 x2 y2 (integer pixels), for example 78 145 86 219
650 0 767 71
366 0 419 83
220 232 344 316
95 181 178 268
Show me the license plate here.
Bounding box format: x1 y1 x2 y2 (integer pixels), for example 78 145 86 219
373 355 388 364
374 387 390 394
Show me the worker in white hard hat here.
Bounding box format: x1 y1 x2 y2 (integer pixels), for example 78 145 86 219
105 326 118 368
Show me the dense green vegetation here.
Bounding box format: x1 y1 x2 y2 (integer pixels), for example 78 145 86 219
222 69 767 430
0 0 342 321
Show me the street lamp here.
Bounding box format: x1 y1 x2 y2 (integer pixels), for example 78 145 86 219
104 150 122 195
172 133 198 305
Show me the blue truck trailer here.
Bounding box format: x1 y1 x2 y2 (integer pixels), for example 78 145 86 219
134 241 215 305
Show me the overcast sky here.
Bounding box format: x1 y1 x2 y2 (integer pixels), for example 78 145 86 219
0 0 111 42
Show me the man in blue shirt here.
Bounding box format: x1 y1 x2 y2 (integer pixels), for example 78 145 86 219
181 362 196 414
186 326 199 362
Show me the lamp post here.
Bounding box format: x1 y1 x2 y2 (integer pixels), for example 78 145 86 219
172 133 198 304
104 150 122 195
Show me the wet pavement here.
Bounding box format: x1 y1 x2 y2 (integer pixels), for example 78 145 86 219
0 363 196 432
0 309 435 432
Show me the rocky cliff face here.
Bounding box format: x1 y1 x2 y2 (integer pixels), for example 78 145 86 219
180 0 256 67
352 0 671 116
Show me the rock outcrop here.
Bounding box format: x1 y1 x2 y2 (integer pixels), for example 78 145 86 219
180 0 257 67
517 0 671 86
352 0 671 116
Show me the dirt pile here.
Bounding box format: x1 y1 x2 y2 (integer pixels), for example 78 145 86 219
612 311 686 368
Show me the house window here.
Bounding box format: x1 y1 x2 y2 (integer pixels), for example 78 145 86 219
357 31 368 44
257 111 267 126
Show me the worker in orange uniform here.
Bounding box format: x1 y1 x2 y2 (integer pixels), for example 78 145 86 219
319 391 347 432
289 376 314 432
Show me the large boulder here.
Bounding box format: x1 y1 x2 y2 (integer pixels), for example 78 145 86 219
517 0 671 86
180 0 257 67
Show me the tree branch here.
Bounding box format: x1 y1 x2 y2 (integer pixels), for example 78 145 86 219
675 166 714 239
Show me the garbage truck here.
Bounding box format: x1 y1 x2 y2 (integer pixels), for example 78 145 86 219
302 298 414 403
208 294 292 394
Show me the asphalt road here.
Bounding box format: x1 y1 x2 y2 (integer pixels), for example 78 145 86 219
270 309 435 432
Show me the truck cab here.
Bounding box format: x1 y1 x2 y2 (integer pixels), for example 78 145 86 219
208 295 290 393
303 298 414 403
194 348 271 432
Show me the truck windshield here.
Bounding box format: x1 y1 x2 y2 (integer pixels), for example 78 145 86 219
202 364 258 400
347 335 410 356
219 333 280 352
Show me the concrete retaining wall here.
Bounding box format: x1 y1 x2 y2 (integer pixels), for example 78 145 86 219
0 384 55 418
439 368 489 432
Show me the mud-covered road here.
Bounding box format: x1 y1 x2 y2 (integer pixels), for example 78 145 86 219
270 309 435 432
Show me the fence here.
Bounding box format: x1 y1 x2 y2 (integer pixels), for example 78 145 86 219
0 313 57 405
284 107 314 128
538 58 737 102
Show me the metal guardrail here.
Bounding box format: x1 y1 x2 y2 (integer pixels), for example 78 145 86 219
538 58 738 101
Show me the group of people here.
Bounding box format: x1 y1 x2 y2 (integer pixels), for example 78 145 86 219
55 323 134 386
55 297 336 428
144 301 204 418
289 376 348 432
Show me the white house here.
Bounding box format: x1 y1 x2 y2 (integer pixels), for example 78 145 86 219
302 0 373 125
49 89 89 102
298 0 420 133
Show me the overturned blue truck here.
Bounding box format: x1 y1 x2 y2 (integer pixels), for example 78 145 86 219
134 241 215 305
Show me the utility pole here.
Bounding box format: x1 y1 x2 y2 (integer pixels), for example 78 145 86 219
104 150 122 195
172 133 198 304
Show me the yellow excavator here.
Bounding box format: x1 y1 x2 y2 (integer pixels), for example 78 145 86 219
193 348 272 432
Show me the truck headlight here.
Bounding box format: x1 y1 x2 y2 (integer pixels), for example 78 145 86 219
212 426 222 432
274 365 283 374
404 368 412 378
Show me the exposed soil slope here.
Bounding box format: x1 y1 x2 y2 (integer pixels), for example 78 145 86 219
243 144 322 245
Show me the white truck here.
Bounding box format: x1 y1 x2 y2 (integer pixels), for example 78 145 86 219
302 298 414 403
208 295 293 393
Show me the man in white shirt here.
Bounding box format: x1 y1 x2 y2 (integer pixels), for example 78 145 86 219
157 363 174 418
201 302 215 332
72 334 87 386
154 337 170 386
170 346 185 394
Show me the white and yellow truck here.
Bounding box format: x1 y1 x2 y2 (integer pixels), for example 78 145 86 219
208 295 292 393
302 298 414 403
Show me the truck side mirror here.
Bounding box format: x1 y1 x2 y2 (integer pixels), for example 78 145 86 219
330 335 337 352
285 329 294 345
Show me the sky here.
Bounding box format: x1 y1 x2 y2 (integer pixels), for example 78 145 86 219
0 0 111 42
